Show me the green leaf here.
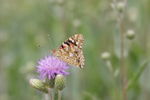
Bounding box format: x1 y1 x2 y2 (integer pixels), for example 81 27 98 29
127 61 149 90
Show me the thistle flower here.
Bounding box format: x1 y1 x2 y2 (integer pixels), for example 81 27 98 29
36 55 69 80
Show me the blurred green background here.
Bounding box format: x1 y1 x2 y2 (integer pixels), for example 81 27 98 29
0 0 150 100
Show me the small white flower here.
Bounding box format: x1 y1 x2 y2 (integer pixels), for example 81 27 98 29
101 52 111 60
126 29 135 40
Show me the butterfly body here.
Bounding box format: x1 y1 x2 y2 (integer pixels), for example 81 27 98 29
52 34 85 68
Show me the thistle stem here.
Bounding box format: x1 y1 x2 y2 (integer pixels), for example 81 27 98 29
58 91 62 100
44 94 49 100
47 88 54 100
118 11 128 100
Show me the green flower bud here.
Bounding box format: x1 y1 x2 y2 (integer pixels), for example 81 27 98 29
116 2 126 13
55 75 66 91
126 29 135 40
29 79 48 93
101 52 111 61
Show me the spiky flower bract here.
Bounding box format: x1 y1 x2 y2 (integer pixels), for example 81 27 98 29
36 55 69 80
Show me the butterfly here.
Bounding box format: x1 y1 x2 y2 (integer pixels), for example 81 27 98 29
52 34 85 68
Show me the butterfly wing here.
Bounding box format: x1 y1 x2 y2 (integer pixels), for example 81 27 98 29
53 34 85 68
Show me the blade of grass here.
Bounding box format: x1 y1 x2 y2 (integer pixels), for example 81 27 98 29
127 61 149 90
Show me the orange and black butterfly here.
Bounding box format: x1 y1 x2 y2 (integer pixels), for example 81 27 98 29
52 34 85 68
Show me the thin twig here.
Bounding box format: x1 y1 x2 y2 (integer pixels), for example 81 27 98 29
119 12 128 100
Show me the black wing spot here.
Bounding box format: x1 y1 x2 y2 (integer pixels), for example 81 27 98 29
64 41 70 46
61 45 64 48
68 40 77 46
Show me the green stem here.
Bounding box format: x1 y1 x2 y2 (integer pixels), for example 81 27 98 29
48 88 54 100
106 60 119 100
44 94 49 100
119 11 128 100
58 91 62 100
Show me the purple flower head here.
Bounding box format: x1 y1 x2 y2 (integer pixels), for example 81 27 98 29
36 55 69 79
